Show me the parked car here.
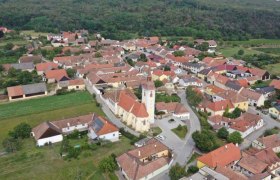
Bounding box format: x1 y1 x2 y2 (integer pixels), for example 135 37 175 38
156 135 166 141
168 119 175 123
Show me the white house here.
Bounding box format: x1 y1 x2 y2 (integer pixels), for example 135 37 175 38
228 113 264 138
178 77 203 88
88 114 119 142
32 122 63 147
240 88 265 107
252 134 280 153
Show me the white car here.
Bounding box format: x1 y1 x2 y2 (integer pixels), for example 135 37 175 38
156 135 166 141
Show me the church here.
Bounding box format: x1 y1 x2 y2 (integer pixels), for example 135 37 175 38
102 80 155 132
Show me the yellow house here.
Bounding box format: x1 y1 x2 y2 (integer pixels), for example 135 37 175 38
152 70 174 81
269 106 280 120
152 73 168 81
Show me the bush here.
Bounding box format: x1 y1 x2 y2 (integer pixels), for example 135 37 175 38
9 123 32 139
187 166 199 174
227 131 243 144
217 127 229 139
99 155 118 173
192 130 220 152
2 137 22 153
169 163 186 180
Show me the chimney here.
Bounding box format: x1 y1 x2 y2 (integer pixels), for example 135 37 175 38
138 151 141 157
225 145 228 149
236 143 238 147
154 144 157 148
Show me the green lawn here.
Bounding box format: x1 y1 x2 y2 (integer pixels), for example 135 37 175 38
171 125 188 139
0 38 27 47
0 92 104 143
251 80 272 89
155 93 181 103
218 46 260 57
265 63 280 76
0 137 132 180
187 152 200 164
0 91 97 120
20 30 49 38
151 127 162 136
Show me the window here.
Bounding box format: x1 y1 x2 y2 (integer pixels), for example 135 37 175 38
113 133 115 136
76 86 79 89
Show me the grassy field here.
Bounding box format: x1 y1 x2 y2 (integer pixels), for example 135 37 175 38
253 48 280 55
225 39 280 46
218 46 260 57
0 38 27 47
151 127 162 136
0 91 98 119
171 125 188 139
265 63 280 76
0 137 132 180
0 92 104 143
20 30 49 38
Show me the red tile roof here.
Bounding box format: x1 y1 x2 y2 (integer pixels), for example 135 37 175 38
7 86 24 97
197 143 241 168
45 69 69 81
206 100 234 112
270 79 280 90
36 62 58 72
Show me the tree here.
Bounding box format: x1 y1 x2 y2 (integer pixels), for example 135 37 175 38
185 86 203 107
9 123 32 139
95 52 102 58
197 42 209 51
0 64 4 72
192 130 219 152
99 155 118 173
169 163 186 180
217 127 229 139
163 65 171 71
66 68 76 78
154 80 163 88
238 49 244 56
0 30 4 38
227 131 243 144
187 166 199 174
2 137 21 153
138 53 147 62
4 43 14 50
173 50 185 57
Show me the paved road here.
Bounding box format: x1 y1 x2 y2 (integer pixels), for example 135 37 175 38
155 90 201 166
240 106 280 149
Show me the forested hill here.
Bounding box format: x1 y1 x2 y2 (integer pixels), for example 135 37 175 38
0 0 280 40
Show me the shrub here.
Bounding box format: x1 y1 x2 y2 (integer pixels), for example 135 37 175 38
187 166 199 174
9 123 32 139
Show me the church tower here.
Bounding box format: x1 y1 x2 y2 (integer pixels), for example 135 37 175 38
142 76 155 124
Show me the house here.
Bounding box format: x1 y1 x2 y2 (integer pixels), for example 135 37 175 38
249 68 270 81
227 113 264 138
3 62 35 72
197 143 241 169
19 55 42 64
205 85 225 97
178 77 203 88
152 69 175 81
183 62 206 74
32 114 116 146
57 79 85 91
116 138 173 180
36 62 59 75
255 86 275 99
225 80 243 92
44 69 70 83
197 68 212 81
31 122 63 147
240 88 265 107
269 104 280 120
7 83 47 101
88 114 119 142
208 72 230 90
207 115 231 130
235 148 280 177
252 134 280 153
270 79 280 90
213 90 249 111
156 102 190 119
204 100 235 116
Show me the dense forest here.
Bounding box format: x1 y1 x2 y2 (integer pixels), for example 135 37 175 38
0 0 280 40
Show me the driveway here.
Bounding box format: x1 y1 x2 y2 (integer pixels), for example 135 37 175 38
240 106 280 149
